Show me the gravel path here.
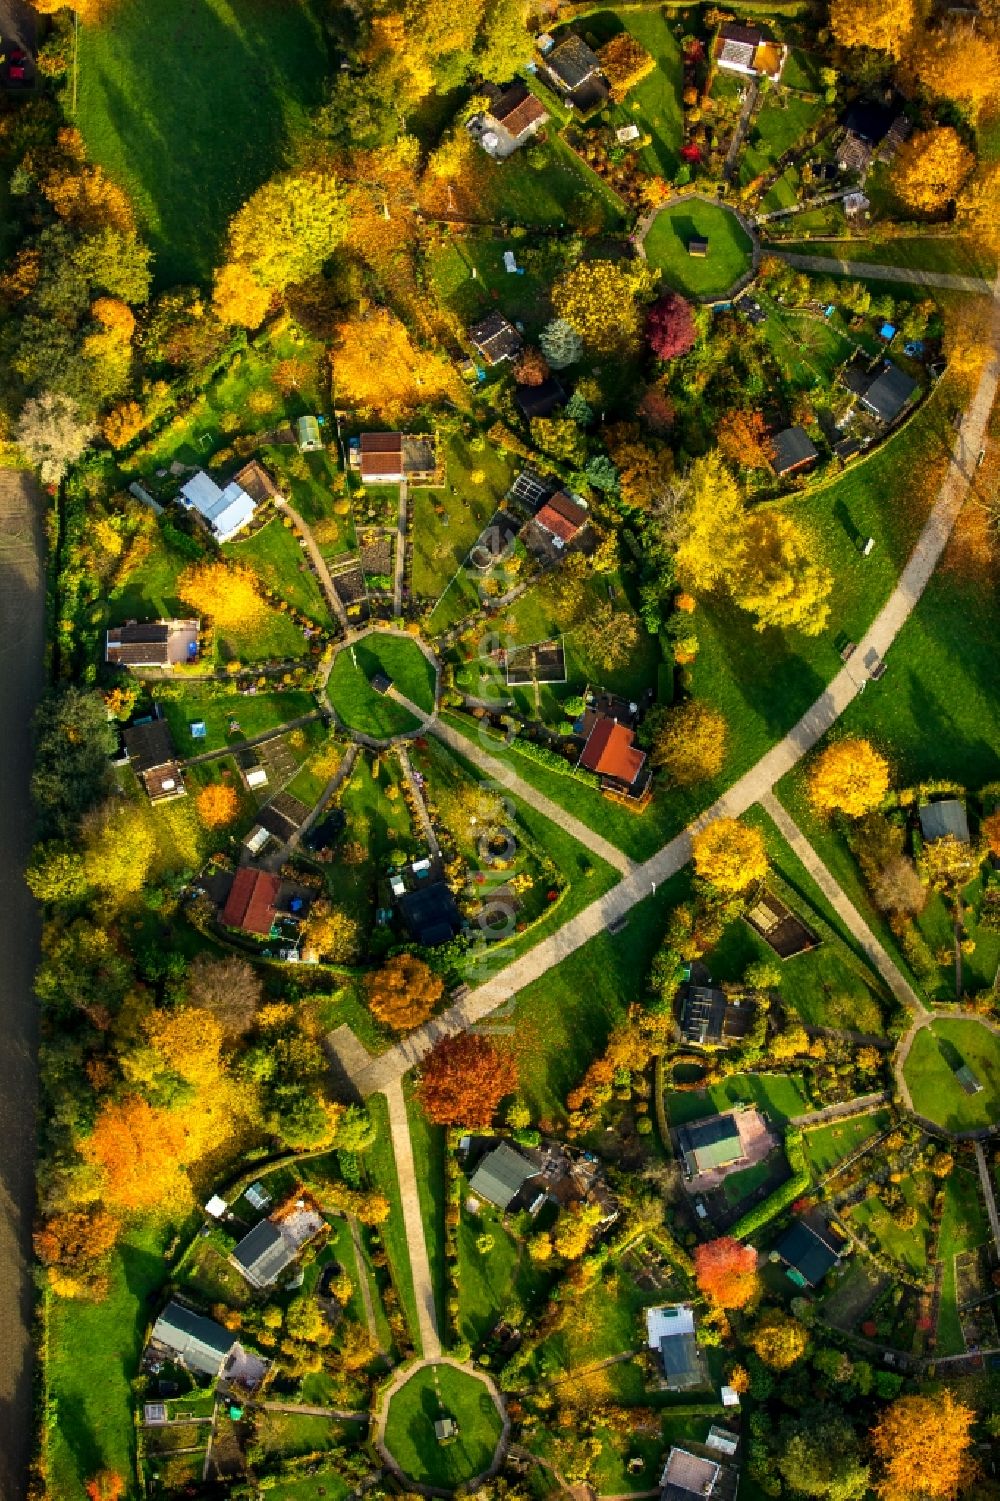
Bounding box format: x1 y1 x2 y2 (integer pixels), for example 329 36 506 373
331 309 1000 1103
273 495 350 630
771 252 995 294
760 791 927 1018
0 472 46 1501
383 1078 441 1358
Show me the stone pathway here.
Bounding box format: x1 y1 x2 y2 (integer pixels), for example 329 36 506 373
383 1077 441 1358
394 482 407 617
724 78 759 183
330 309 1000 1104
397 743 440 858
274 495 350 631
973 1141 1000 1260
427 714 636 877
771 251 995 294
759 791 927 1018
791 1091 890 1129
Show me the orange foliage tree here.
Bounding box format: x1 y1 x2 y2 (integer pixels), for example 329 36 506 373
596 32 655 101
367 954 444 1032
331 307 463 423
982 811 1000 857
694 1237 760 1309
892 127 975 215
178 560 269 633
808 738 891 818
716 409 776 471
196 782 240 828
869 1390 976 1501
34 1208 120 1298
82 1096 193 1213
85 1474 126 1501
417 1032 517 1126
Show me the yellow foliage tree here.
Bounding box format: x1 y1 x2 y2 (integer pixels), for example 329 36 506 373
224 171 348 295
82 1097 194 1214
919 834 980 894
647 701 727 786
958 164 1000 254
552 1202 602 1260
892 127 975 216
81 800 156 900
211 263 272 330
733 510 832 636
692 818 768 894
808 739 891 818
748 1311 810 1369
552 259 659 355
178 561 269 632
597 33 655 102
300 900 362 963
195 782 240 829
100 401 145 448
870 1390 975 1501
331 307 463 423
40 163 135 232
907 26 1000 116
942 295 997 387
829 0 916 54
671 451 746 592
146 1007 225 1090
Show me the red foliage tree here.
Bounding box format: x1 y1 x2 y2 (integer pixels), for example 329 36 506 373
694 1236 759 1309
645 292 697 359
417 1033 518 1127
514 347 550 387
86 1474 125 1501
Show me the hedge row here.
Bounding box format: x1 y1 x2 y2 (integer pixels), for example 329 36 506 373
731 1129 809 1240
509 734 600 786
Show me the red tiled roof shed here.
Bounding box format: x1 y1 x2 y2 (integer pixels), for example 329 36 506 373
579 717 646 786
222 868 281 936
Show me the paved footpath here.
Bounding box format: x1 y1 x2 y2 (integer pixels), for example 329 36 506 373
274 495 350 630
383 1078 441 1358
772 252 995 294
332 309 1000 1102
974 1141 1000 1260
760 791 927 1018
0 473 45 1501
427 713 636 876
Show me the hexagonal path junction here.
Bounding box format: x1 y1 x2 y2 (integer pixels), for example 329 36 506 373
378 1359 507 1493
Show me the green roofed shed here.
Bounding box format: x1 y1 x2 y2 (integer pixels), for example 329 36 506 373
150 1300 234 1378
677 1113 744 1176
954 1062 983 1095
296 415 323 452
468 1141 536 1210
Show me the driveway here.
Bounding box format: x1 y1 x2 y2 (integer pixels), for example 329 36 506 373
0 471 46 1501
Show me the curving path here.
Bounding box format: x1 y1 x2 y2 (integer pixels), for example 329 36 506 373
273 494 350 631
331 288 1000 1103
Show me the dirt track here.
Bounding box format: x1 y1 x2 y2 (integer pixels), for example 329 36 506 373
0 471 45 1501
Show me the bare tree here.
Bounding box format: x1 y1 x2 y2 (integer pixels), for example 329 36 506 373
186 954 263 1037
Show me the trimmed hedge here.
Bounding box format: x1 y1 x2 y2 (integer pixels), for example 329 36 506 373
731 1129 809 1240
509 734 600 786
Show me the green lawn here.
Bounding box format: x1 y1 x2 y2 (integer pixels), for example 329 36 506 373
527 1259 670 1383
721 1157 777 1207
457 1201 551 1347
46 1220 178 1500
413 433 517 612
322 751 419 935
76 0 331 285
106 530 191 624
848 1172 933 1278
936 1164 990 1355
157 684 316 755
780 48 826 93
328 633 435 739
803 1109 891 1177
582 7 684 179
509 879 690 1119
260 1464 351 1501
903 1020 1000 1132
475 131 626 233
665 1073 811 1126
642 200 753 299
225 516 333 625
758 302 857 393
591 1414 715 1496
740 94 825 186
383 1363 503 1487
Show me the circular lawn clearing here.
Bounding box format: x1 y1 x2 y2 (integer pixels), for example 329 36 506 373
328 629 436 741
642 198 754 300
903 1018 1000 1133
383 1362 504 1489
